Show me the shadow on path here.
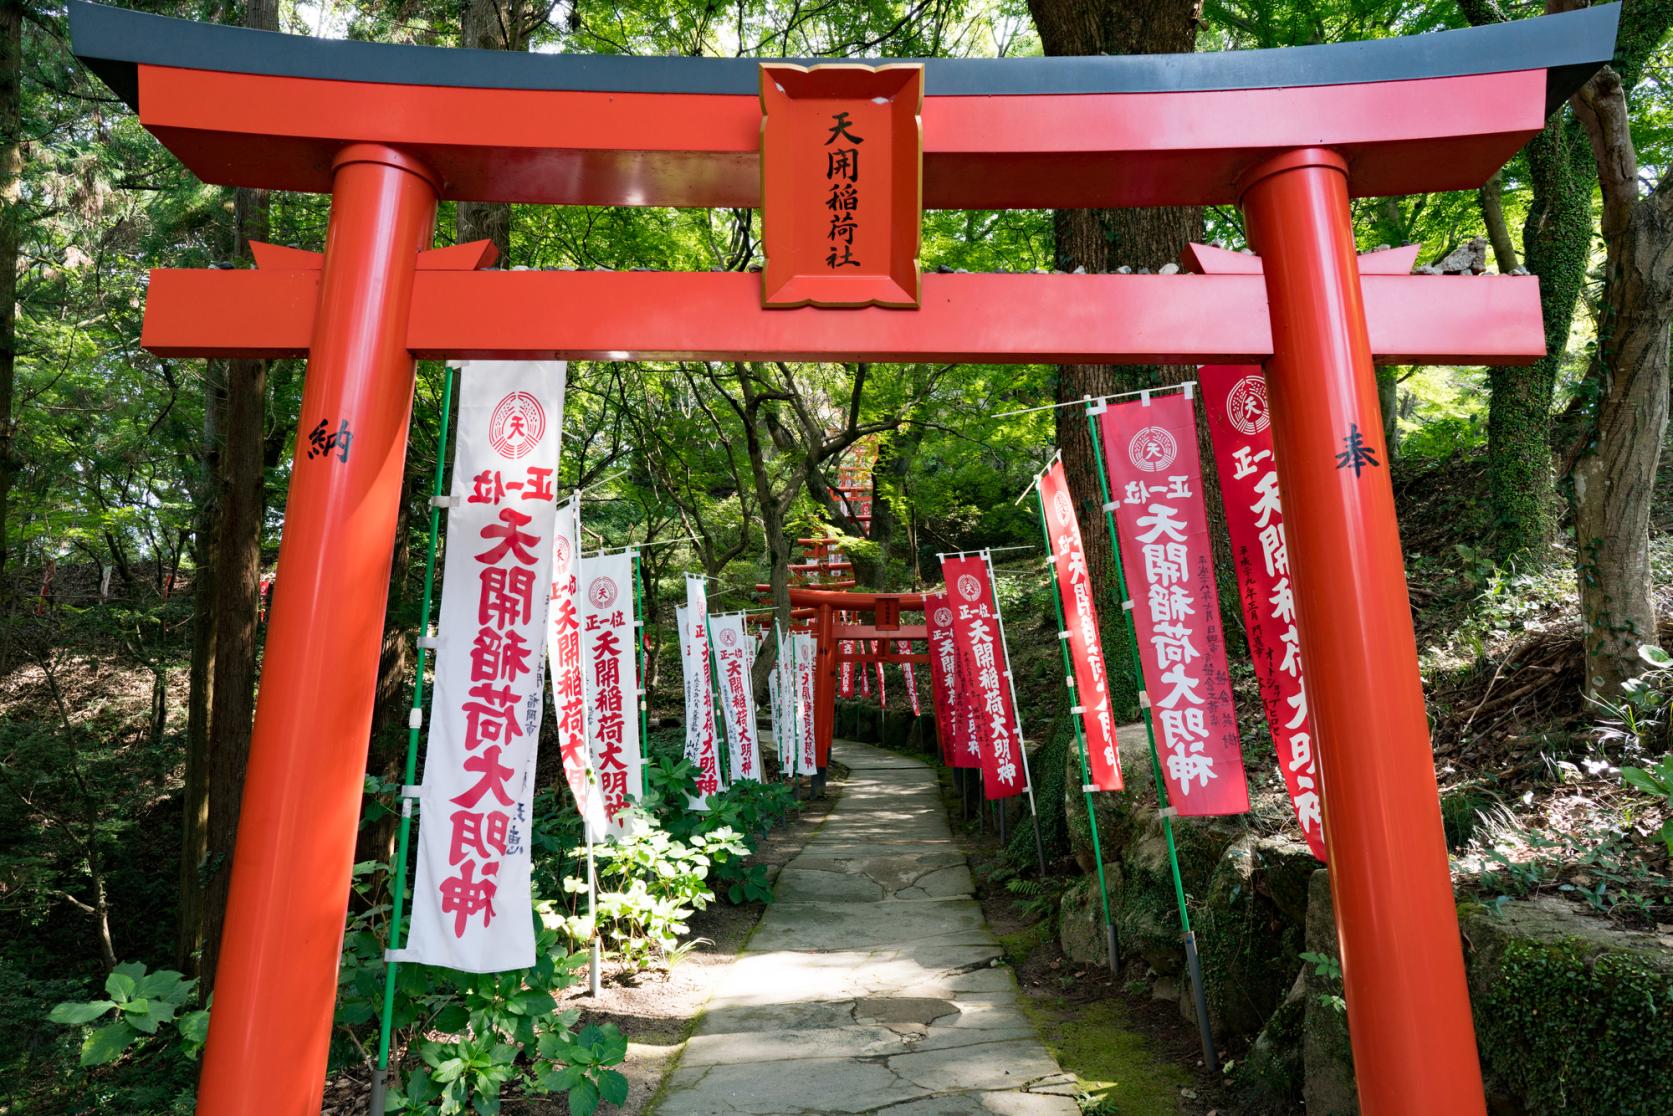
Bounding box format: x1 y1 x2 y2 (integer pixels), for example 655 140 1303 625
654 741 1080 1116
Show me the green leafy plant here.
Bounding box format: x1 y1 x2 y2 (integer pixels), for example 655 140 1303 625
47 961 208 1067
1298 950 1346 1014
1619 754 1673 857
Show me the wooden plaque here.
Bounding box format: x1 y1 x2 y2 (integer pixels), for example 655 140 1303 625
759 63 923 309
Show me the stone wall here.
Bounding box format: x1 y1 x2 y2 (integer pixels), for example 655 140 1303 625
1056 800 1673 1116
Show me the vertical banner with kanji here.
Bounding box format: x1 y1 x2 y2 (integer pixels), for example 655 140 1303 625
1200 366 1325 859
793 632 819 774
550 493 607 840
1097 391 1250 817
711 614 762 782
925 591 975 768
1039 460 1124 792
941 555 1027 799
406 360 564 972
679 576 723 806
898 642 921 717
579 550 644 837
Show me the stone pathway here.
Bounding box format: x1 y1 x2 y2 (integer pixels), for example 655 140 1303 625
655 741 1079 1116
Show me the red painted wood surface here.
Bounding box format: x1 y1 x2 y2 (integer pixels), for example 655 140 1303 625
136 63 1547 208
143 268 1545 365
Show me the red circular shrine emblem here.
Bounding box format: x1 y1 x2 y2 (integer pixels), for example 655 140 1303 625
720 627 739 648
553 534 572 569
1227 375 1270 436
588 576 618 609
956 574 982 603
934 606 953 627
488 391 546 460
1127 426 1178 473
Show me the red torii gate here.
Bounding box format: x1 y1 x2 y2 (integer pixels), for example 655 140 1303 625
759 586 931 767
66 3 1620 1114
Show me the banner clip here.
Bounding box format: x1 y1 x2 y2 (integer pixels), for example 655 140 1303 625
1122 599 1135 612
1057 630 1071 640
407 708 422 730
1138 691 1152 709
1102 499 1120 513
400 784 423 800
430 494 459 509
1087 399 1107 415
417 634 438 650
1081 783 1099 794
1070 705 1087 715
1159 806 1179 819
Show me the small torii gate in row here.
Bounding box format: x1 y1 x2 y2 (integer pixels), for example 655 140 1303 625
67 3 1620 1113
758 585 930 768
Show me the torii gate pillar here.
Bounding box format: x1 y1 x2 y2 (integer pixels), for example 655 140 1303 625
1240 148 1487 1115
196 145 439 1113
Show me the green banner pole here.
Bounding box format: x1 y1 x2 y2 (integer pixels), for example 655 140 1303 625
1086 400 1218 1071
1033 482 1119 976
371 363 455 1112
704 610 731 788
632 551 649 798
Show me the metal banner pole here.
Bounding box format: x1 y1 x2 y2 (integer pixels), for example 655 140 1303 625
1033 485 1119 975
980 550 1047 876
368 363 454 1114
631 551 649 798
704 612 731 787
1087 404 1217 1071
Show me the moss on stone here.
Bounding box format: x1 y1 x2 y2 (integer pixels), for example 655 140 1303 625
1231 990 1305 1114
1017 997 1191 1116
1470 921 1673 1116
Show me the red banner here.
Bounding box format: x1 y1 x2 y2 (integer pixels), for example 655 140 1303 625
925 593 979 768
1097 391 1249 817
1039 460 1123 792
942 554 1028 799
1201 366 1325 859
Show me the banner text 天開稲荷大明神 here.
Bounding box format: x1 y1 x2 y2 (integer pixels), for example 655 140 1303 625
1096 391 1249 817
1039 458 1123 791
1200 366 1324 859
406 360 565 972
940 555 1028 800
578 550 645 837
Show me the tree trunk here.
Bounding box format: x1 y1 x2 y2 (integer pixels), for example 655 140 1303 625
1570 205 1672 696
179 368 219 970
1567 47 1673 700
457 0 525 259
1488 120 1593 564
0 7 19 597
1028 0 1203 718
1460 2 1597 566
202 0 278 994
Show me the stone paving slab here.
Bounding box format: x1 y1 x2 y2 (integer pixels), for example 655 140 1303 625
654 741 1077 1116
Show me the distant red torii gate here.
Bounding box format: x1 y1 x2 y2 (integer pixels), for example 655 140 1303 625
65 3 1622 1115
758 586 930 767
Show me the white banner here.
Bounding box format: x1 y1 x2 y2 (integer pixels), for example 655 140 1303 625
550 493 607 842
407 360 564 973
768 623 796 772
579 551 643 835
712 614 762 782
793 632 818 775
679 576 723 806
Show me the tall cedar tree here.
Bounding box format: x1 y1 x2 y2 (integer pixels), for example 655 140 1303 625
200 0 280 995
